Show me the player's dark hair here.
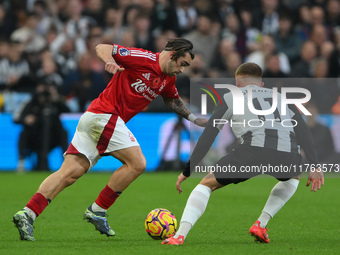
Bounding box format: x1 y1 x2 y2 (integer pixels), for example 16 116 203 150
164 38 195 61
235 62 262 78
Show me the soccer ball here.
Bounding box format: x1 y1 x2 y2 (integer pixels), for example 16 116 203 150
145 208 177 240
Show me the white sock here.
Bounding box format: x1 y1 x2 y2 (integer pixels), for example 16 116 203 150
91 202 107 213
258 178 299 228
174 184 212 239
24 207 36 221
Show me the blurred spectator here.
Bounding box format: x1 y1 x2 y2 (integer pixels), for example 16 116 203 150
262 53 288 78
86 26 105 73
252 0 280 34
295 3 312 40
51 37 85 77
120 30 137 47
239 9 261 54
312 57 328 78
310 5 325 26
64 0 96 39
183 52 206 78
221 13 247 58
0 40 30 92
63 52 106 112
10 12 46 53
290 40 317 77
33 0 63 36
133 12 155 51
306 60 339 113
36 55 63 90
82 0 105 27
0 36 8 60
273 13 302 64
211 38 236 72
305 102 339 164
15 83 69 171
222 51 242 78
163 0 198 36
310 24 330 52
0 4 17 38
283 0 309 11
328 26 340 77
320 40 335 60
246 34 291 74
184 14 219 67
212 0 235 26
102 6 124 43
326 0 340 27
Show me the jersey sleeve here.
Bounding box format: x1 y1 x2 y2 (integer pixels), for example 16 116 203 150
112 44 156 69
182 104 229 177
160 77 179 98
288 104 319 165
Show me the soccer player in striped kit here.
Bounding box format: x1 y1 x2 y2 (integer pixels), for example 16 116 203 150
13 38 207 241
163 62 324 245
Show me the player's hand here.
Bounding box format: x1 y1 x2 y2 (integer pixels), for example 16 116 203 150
194 118 208 127
176 173 188 194
105 61 125 74
306 168 324 192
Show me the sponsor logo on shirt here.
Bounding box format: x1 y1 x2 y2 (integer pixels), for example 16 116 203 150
159 80 166 92
119 48 130 56
131 79 158 101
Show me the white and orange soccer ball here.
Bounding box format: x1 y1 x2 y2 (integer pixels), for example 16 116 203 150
145 208 177 240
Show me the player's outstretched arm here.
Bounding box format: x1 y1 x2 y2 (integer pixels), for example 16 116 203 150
95 44 125 74
306 168 324 192
289 104 325 191
162 97 207 127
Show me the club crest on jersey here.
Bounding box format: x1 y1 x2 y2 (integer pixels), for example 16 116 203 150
119 48 130 56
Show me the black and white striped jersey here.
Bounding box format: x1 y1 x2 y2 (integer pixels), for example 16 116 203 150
183 84 319 177
217 85 298 153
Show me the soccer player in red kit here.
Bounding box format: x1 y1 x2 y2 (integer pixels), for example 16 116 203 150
13 38 207 241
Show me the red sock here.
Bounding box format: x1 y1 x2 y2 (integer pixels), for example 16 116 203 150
95 185 120 209
26 193 49 217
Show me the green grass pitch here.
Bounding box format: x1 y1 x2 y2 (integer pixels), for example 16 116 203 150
0 171 339 255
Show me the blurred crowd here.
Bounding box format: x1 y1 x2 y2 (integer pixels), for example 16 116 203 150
0 0 340 114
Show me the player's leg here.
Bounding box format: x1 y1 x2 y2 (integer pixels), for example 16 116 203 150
258 175 301 228
13 154 89 241
249 149 303 243
84 146 146 236
250 175 301 243
162 172 224 245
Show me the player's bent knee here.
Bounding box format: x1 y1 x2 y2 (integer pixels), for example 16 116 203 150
135 159 147 175
129 157 147 175
199 177 223 191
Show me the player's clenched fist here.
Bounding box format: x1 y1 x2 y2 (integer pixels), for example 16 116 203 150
105 61 125 74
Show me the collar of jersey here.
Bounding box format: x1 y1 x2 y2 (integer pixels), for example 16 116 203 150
155 52 163 75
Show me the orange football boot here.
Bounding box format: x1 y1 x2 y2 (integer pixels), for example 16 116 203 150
249 220 270 243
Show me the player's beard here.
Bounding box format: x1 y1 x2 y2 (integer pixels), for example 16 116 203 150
167 60 179 77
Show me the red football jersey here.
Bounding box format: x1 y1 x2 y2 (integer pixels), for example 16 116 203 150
87 44 179 123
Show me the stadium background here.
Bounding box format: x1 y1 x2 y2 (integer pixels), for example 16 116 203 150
0 1 340 254
0 0 340 171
